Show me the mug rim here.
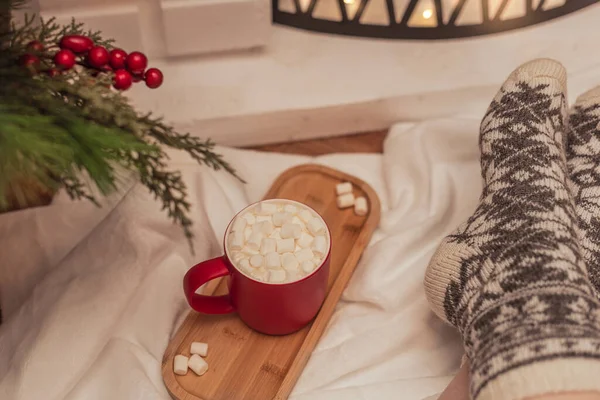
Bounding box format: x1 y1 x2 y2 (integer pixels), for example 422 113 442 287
223 198 331 286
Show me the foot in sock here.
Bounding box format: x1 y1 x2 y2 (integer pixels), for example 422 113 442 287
424 59 600 400
567 87 600 293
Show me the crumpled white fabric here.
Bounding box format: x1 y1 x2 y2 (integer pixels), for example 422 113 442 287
0 118 482 400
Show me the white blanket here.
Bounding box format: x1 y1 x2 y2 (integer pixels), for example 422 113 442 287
0 118 483 400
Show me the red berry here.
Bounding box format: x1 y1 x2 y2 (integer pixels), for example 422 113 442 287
109 49 127 69
87 46 110 68
144 68 163 89
125 51 147 75
59 35 94 54
19 54 39 68
26 40 44 52
54 49 76 70
113 69 133 90
47 68 60 77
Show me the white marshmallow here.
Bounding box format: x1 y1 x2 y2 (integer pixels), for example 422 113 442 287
262 220 274 234
190 342 208 357
174 355 189 376
272 212 292 227
301 260 316 274
238 258 251 271
243 248 259 256
354 196 368 216
242 213 256 225
244 226 252 240
297 232 314 248
283 204 298 215
253 220 274 235
257 202 278 215
287 270 303 282
295 248 314 263
250 254 264 267
256 215 272 223
269 229 281 239
336 193 355 209
281 253 299 270
260 238 277 255
312 235 328 256
277 238 295 253
269 269 286 283
228 231 244 251
231 252 245 262
188 354 208 376
280 223 302 239
291 216 305 229
265 252 281 268
231 217 247 232
251 268 269 281
299 210 313 223
307 217 324 235
335 181 353 195
247 232 263 251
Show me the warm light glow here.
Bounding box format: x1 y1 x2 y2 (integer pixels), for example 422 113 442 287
343 0 355 4
422 8 433 19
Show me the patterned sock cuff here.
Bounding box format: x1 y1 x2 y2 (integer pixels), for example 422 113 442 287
512 58 567 88
477 358 600 400
576 86 600 105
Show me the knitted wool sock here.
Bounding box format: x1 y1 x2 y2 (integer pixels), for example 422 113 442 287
424 59 600 400
567 87 600 293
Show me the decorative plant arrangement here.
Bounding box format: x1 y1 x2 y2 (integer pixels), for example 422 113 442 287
0 0 242 247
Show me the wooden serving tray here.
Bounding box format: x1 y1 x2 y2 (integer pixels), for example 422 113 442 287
162 164 381 400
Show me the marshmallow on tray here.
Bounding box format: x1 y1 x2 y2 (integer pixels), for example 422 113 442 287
335 182 352 195
354 196 368 216
188 354 208 376
174 355 189 376
191 342 208 357
336 193 355 209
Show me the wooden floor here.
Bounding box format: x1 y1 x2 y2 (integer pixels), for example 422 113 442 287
247 130 388 156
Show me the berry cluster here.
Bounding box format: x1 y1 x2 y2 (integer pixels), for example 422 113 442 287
20 35 163 91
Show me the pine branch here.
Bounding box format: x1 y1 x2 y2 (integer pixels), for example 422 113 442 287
0 4 239 251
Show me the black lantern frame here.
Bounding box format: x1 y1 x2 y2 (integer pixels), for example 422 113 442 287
272 0 599 40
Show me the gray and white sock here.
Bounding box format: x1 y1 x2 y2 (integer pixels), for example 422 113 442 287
424 59 600 400
567 86 600 294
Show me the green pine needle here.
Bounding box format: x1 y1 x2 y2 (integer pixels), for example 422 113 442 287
0 0 242 251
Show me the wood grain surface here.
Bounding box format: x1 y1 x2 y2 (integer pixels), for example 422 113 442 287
246 130 387 156
162 164 381 400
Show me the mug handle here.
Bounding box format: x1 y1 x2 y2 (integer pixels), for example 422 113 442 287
183 256 235 314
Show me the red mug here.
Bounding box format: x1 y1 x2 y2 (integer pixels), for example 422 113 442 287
183 199 331 335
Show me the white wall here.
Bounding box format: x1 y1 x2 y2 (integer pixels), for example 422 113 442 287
29 0 271 58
